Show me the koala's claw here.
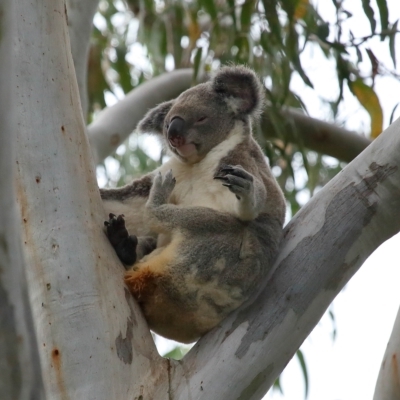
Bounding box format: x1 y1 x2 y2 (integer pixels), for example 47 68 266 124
104 213 129 244
104 213 138 267
214 165 254 199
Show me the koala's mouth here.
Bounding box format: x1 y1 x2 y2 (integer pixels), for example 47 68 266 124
168 136 197 158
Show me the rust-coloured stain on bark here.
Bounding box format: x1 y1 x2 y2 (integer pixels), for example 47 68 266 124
110 133 121 146
391 353 400 393
51 347 67 397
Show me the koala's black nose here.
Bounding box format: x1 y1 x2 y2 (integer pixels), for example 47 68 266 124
167 117 185 138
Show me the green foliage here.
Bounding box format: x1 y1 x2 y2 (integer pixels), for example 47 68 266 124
92 0 399 199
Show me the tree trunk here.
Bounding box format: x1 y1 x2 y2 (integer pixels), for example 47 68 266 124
374 306 400 399
13 0 167 398
0 0 44 398
66 0 100 118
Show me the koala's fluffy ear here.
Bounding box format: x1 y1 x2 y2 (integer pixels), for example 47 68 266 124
137 100 174 135
212 66 264 118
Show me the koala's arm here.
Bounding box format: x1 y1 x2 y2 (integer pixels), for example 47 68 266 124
216 138 286 224
214 165 267 221
100 173 156 235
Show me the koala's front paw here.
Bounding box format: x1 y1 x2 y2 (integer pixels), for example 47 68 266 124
104 213 138 267
149 170 176 206
214 165 253 200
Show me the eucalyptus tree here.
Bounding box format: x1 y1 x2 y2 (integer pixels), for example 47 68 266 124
2 0 400 399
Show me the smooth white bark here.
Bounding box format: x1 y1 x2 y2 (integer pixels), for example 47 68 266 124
374 306 400 399
66 0 100 118
13 0 166 398
0 1 44 398
170 118 400 399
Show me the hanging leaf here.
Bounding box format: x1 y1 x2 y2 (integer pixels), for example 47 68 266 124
296 349 309 399
377 0 389 35
389 103 399 125
361 0 376 34
234 35 251 63
389 20 398 68
227 0 237 30
287 24 313 88
187 10 201 46
192 47 203 82
348 78 383 138
201 0 217 20
273 376 284 394
294 0 309 21
261 0 282 45
114 46 132 94
240 0 256 33
316 22 330 41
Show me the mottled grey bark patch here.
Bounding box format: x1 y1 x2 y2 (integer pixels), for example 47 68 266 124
115 288 137 364
231 162 397 359
0 7 3 43
235 364 274 400
0 233 7 254
0 276 22 399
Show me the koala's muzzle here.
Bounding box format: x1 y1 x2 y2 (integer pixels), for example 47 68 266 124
167 117 186 148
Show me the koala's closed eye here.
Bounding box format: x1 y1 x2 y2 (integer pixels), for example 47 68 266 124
195 116 208 124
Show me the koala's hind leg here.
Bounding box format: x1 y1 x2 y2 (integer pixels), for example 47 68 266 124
105 213 157 267
124 238 181 300
125 171 182 300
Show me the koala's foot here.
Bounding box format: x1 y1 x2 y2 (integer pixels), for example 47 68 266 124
104 213 138 267
214 165 253 200
148 170 176 207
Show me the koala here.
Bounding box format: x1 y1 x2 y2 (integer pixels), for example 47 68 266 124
100 66 286 343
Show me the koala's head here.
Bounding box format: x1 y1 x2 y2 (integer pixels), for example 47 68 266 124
137 66 264 163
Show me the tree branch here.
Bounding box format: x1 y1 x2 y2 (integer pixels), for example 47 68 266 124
0 0 43 397
262 108 371 163
87 70 371 164
66 0 100 118
373 306 400 399
170 117 400 399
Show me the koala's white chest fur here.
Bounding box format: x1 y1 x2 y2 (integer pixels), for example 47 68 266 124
158 126 244 215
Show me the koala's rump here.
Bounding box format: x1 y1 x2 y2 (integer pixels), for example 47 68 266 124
125 225 268 343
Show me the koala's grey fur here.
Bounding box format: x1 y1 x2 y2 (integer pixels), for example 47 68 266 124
101 65 286 343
